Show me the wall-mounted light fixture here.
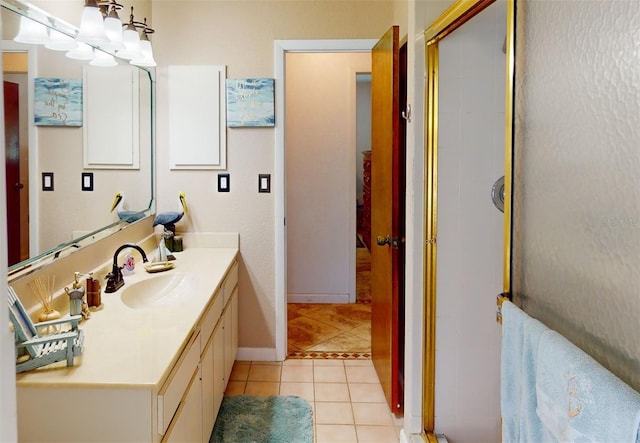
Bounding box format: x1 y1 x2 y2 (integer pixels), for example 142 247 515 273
118 8 156 67
10 0 156 68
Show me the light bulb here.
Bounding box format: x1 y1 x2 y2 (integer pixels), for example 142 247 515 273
103 8 125 51
46 30 77 51
90 49 118 67
14 15 49 44
66 42 94 61
76 0 109 46
130 35 156 67
118 24 141 60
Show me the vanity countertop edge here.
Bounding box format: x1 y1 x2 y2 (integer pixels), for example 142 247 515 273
15 245 239 390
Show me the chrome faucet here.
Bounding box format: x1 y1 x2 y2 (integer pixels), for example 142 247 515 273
105 243 149 293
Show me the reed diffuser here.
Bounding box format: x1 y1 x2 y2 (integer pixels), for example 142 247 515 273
28 275 60 334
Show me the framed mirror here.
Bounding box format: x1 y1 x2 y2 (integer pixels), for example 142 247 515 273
2 0 155 274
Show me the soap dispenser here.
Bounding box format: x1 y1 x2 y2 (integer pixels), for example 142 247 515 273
86 273 102 309
65 272 85 317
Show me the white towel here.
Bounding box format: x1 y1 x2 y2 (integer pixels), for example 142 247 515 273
536 330 640 443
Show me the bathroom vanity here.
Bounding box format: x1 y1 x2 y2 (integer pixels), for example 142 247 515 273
14 245 238 443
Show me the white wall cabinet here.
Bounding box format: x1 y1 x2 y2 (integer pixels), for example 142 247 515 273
168 65 227 170
83 65 140 169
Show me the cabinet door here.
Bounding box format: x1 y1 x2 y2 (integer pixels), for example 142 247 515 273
223 306 233 383
201 335 215 443
162 369 202 443
213 321 225 417
158 332 201 435
231 288 238 365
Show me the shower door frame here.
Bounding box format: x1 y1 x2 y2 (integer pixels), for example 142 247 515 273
422 0 515 437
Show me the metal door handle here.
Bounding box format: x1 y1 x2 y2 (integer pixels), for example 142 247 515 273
14 183 24 190
376 235 391 246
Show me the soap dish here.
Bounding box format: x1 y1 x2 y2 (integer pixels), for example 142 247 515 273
144 261 175 273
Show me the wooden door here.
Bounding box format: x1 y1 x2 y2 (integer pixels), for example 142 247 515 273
4 81 21 266
370 26 405 414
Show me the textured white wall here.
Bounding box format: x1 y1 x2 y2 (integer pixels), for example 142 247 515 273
285 52 370 302
513 0 640 391
433 1 506 440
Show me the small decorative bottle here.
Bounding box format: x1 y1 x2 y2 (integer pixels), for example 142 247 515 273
122 252 135 275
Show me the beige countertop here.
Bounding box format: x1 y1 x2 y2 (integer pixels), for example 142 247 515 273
15 247 238 390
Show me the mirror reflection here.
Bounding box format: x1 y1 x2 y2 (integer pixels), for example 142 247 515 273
2 0 154 272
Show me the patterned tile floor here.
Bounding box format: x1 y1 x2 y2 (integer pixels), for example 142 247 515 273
225 359 402 443
287 247 372 359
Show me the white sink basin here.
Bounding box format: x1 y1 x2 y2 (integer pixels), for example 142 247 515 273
120 273 196 309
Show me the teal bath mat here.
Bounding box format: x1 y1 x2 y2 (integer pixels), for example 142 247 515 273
210 395 313 443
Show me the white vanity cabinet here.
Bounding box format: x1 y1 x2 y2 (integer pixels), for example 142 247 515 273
16 248 238 443
162 260 239 443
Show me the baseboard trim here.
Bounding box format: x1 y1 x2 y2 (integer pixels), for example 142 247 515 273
288 293 350 303
236 347 279 362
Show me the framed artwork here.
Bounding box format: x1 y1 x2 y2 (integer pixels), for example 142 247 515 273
226 78 275 127
34 78 82 126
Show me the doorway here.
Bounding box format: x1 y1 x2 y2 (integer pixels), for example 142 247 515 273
2 48 30 266
284 51 372 358
273 40 377 362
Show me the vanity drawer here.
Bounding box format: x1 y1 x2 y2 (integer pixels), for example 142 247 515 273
200 290 223 353
223 262 238 305
157 330 201 435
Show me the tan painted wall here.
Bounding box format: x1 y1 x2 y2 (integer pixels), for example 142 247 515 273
152 1 394 349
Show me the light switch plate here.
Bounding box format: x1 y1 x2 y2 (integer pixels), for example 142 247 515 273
258 174 270 193
82 172 94 191
42 172 54 191
218 173 230 192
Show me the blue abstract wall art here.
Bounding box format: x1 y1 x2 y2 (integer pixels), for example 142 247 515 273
226 78 275 127
34 78 82 126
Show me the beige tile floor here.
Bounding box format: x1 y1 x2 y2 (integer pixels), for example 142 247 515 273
225 359 402 443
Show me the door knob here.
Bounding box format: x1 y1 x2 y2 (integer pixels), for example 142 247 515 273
14 183 24 190
376 235 391 246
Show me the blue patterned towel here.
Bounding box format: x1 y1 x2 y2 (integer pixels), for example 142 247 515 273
536 331 640 443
